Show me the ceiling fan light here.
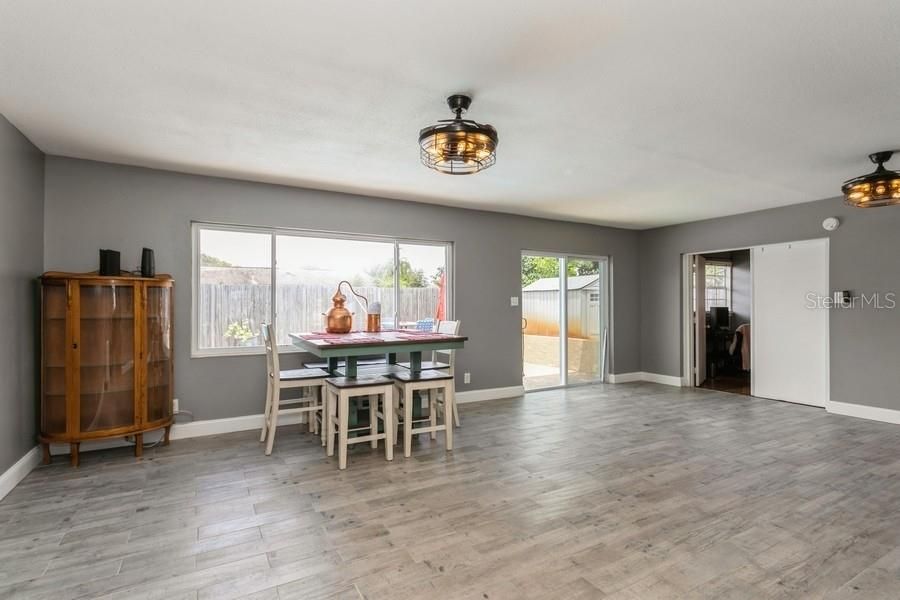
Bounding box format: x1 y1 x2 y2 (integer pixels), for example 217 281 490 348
842 151 900 207
419 94 498 175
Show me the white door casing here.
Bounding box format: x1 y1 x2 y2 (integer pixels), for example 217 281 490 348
694 255 707 386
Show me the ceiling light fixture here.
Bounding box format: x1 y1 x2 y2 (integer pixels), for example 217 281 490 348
419 94 498 175
842 151 900 207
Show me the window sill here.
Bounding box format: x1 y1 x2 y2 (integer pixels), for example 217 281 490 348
190 345 305 359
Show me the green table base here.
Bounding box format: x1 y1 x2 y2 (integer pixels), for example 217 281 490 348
331 351 426 422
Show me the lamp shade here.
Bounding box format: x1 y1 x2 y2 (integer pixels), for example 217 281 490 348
419 94 498 175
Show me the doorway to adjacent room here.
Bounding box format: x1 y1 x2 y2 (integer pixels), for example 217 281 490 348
682 239 830 406
689 250 752 396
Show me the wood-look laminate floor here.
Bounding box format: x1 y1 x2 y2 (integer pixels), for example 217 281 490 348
699 372 752 396
3 383 900 599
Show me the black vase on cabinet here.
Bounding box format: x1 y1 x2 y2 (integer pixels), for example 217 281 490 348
141 248 155 278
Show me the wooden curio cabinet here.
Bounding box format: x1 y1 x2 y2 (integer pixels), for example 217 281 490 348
39 272 174 466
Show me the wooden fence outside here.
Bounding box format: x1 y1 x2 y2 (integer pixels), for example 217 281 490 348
198 284 440 347
522 290 601 339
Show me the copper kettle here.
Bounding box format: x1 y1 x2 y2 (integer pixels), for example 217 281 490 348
324 286 353 333
325 281 369 333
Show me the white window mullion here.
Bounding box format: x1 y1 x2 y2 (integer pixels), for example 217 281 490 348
559 256 568 387
271 232 277 338
393 242 401 329
446 244 453 319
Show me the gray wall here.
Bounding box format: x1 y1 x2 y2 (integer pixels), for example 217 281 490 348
43 157 641 421
640 197 900 410
0 116 44 472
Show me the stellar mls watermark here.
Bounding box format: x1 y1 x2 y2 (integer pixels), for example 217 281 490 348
805 292 896 310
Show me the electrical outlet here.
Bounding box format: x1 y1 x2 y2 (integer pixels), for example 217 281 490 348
464 372 471 384
173 398 179 413
510 296 519 307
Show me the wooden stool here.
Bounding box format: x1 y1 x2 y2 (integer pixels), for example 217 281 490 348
325 376 394 470
390 370 454 458
397 319 461 427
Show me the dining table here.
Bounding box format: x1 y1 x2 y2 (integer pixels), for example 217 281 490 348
288 329 467 377
289 329 467 427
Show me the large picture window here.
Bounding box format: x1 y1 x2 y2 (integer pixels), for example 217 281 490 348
192 223 452 356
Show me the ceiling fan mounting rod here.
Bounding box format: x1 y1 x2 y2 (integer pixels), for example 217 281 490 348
447 94 472 119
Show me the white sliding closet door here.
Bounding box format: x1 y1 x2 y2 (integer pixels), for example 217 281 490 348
752 239 829 406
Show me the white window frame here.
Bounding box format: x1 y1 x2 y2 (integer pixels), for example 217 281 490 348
704 260 732 311
191 221 454 358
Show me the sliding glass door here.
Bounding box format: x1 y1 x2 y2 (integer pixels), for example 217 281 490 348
522 253 609 391
566 257 608 385
521 255 562 389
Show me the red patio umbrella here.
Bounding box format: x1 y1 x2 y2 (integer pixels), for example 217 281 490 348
435 270 446 320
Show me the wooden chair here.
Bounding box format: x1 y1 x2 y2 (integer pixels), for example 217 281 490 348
260 323 329 456
398 319 461 426
390 370 454 458
325 376 394 470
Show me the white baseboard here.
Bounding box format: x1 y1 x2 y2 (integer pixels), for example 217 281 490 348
0 446 42 501
608 372 643 383
826 400 900 425
170 409 305 440
456 385 524 404
48 409 308 455
608 372 683 387
641 372 684 387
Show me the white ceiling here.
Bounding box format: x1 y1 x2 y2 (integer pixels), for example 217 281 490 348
2 1 899 229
